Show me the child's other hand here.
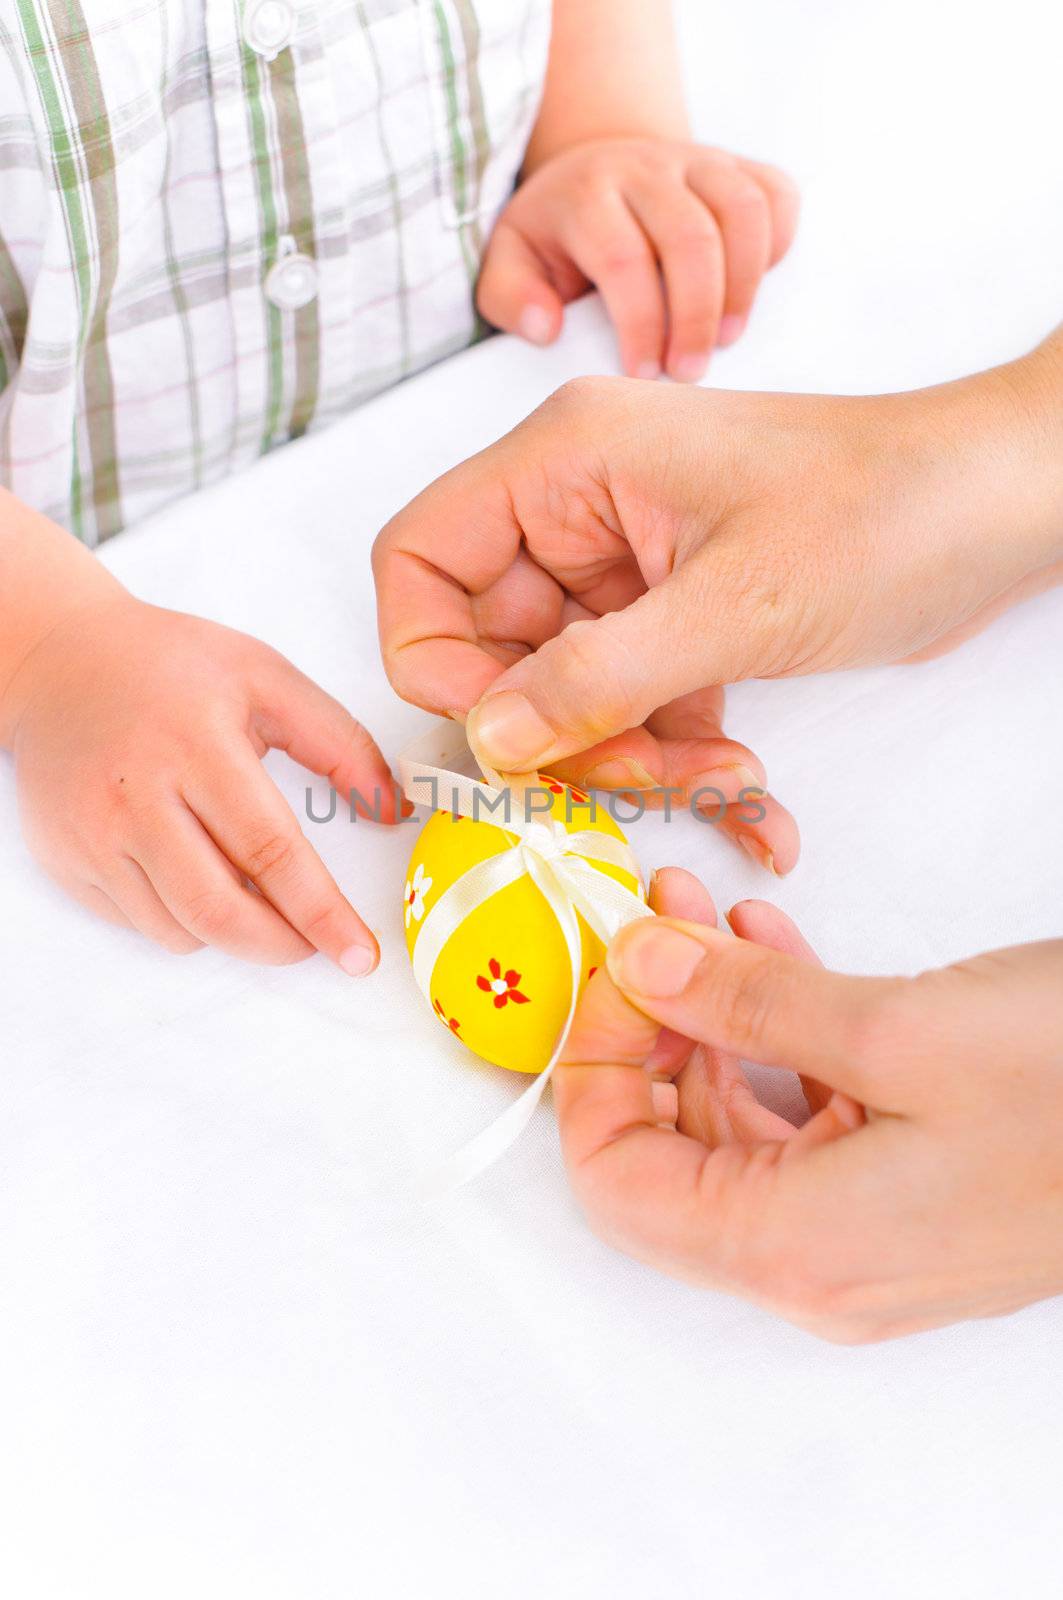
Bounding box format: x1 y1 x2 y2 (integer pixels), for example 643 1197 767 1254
7 595 402 970
477 138 799 382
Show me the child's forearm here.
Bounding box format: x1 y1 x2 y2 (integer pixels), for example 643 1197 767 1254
0 489 126 748
522 0 690 175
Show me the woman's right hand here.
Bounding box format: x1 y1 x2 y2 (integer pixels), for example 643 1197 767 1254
375 330 1063 810
554 868 1063 1342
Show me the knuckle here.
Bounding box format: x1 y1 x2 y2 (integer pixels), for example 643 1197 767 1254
297 899 344 946
544 374 619 421
180 885 243 943
551 617 636 733
561 167 609 213
240 636 287 679
759 160 800 200
327 729 377 791
710 949 782 1055
241 829 299 883
725 175 771 224
662 218 720 257
597 235 654 276
696 147 739 176
574 160 610 194
588 143 645 175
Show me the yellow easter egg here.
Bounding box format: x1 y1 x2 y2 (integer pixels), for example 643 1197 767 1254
403 776 643 1074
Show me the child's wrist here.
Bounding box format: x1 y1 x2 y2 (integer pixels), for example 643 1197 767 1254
520 122 690 179
0 578 131 751
0 494 130 749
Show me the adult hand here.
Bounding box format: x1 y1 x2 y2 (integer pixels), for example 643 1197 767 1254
375 334 1063 873
554 867 1063 1341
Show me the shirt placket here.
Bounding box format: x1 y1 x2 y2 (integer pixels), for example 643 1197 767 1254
202 0 352 459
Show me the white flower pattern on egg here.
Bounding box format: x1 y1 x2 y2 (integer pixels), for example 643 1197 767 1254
404 863 433 928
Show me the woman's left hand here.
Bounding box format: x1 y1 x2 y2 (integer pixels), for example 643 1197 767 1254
555 866 1063 1342
478 138 799 381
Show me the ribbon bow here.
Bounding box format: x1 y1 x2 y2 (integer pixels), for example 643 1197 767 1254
398 721 654 1194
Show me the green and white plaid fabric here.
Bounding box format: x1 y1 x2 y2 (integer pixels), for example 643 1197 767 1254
0 0 550 543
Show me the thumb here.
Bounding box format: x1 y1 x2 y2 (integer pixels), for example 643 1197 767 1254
466 578 729 774
476 220 564 345
605 918 903 1108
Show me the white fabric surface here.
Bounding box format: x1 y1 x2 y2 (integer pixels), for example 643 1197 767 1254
3 1 1063 1594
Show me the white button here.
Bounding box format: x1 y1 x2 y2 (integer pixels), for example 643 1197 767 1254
264 243 318 310
243 0 294 60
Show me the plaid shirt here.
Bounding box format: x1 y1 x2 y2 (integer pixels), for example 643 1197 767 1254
0 0 550 543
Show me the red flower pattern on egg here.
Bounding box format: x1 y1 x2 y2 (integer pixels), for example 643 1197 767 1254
541 775 589 804
433 998 461 1036
476 957 529 1008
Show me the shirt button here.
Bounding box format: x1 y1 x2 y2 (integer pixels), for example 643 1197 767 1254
264 240 318 310
243 0 295 60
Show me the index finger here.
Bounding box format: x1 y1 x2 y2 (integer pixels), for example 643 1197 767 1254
186 749 378 975
373 446 526 715
372 404 641 717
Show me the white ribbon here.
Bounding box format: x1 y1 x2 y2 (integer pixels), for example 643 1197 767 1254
399 719 654 1195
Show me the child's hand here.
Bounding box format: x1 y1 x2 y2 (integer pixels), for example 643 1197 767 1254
7 594 402 970
477 138 799 382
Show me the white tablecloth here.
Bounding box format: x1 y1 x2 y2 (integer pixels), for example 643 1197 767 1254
3 2 1063 1594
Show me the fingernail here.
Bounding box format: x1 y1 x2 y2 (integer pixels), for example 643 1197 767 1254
468 692 555 771
635 359 662 381
671 352 711 383
608 921 707 997
401 798 416 818
580 757 657 791
519 305 555 345
737 834 777 874
339 944 376 977
717 314 746 348
691 764 764 809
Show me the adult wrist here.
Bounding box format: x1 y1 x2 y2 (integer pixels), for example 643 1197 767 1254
976 330 1063 568
901 338 1063 585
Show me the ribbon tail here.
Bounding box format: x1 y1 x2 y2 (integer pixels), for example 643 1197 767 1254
415 1065 557 1200
398 717 510 820
418 857 585 1201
